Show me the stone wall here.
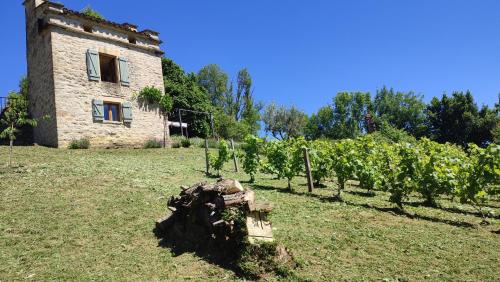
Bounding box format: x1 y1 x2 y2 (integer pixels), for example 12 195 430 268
25 0 59 147
51 28 167 148
25 0 168 148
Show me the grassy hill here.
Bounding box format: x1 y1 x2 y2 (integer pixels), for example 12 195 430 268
0 146 499 281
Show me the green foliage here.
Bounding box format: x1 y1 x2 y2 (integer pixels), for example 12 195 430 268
197 64 228 109
374 86 428 137
162 59 212 137
263 103 308 140
456 144 500 217
143 139 161 149
329 139 357 198
180 138 191 148
137 86 173 114
242 135 263 182
427 91 499 147
1 79 38 167
80 5 105 20
413 139 466 206
374 120 416 143
68 138 90 149
352 135 382 193
308 140 333 185
208 140 231 176
263 138 306 190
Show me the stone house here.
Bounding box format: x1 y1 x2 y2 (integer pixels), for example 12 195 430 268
24 0 169 148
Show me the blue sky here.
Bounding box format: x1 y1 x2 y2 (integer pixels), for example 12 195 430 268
1 0 499 114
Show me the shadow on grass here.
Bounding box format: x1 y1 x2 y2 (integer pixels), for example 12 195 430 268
251 184 476 229
343 201 477 228
153 224 241 277
344 190 376 197
403 201 500 220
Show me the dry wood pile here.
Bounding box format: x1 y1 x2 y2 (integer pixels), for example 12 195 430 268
155 179 299 280
155 178 273 245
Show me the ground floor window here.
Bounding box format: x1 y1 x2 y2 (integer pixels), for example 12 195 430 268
104 102 121 122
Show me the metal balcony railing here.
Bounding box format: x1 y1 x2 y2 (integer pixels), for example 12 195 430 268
0 97 7 114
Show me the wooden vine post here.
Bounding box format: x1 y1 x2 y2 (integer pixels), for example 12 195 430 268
205 138 210 175
303 147 314 192
230 139 239 172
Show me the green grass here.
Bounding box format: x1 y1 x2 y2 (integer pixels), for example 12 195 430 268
0 146 498 281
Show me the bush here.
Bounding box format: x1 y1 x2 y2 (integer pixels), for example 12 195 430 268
68 138 90 149
181 138 191 148
80 5 105 20
144 139 161 149
171 142 181 148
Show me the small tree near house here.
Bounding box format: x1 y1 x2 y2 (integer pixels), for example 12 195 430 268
0 92 37 168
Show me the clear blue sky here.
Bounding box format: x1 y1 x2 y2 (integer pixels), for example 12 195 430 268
1 0 499 114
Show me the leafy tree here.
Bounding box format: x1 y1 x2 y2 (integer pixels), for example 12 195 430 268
373 87 427 137
1 90 37 167
330 92 372 139
208 140 231 177
306 92 371 140
304 106 334 140
162 58 212 137
81 5 105 20
242 135 263 182
197 64 228 109
263 102 308 140
427 91 499 147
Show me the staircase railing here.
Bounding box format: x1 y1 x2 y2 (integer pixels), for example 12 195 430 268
0 97 7 114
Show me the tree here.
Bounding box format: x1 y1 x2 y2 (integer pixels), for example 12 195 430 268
374 86 427 137
208 140 231 177
242 135 263 182
330 92 372 139
304 106 334 140
263 103 308 140
162 58 212 137
0 80 38 167
197 64 228 109
427 91 499 147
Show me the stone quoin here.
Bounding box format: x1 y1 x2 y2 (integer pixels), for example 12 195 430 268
24 0 169 148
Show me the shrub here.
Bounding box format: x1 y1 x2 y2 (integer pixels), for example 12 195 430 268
208 140 231 176
68 138 90 149
181 138 191 148
144 139 161 149
81 5 105 20
137 86 173 113
171 142 181 148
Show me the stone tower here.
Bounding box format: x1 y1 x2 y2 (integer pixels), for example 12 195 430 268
24 0 168 148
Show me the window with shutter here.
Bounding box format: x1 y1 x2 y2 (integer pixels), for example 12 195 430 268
92 99 104 121
122 101 133 123
118 57 130 86
86 49 100 81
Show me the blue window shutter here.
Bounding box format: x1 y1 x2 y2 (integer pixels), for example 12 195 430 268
118 57 130 86
122 101 133 123
86 49 100 81
92 99 104 121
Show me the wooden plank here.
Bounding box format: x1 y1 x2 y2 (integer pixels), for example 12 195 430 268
303 147 314 192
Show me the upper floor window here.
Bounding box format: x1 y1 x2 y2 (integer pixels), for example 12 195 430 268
99 54 118 83
86 49 130 86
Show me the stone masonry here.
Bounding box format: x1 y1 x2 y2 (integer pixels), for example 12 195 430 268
24 0 169 148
